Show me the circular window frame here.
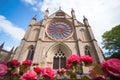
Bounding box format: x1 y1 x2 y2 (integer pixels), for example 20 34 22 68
46 20 74 41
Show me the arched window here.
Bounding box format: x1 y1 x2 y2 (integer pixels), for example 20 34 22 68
26 47 34 60
53 49 66 69
85 47 91 56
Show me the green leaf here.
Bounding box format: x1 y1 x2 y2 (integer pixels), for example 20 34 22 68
102 24 120 56
94 65 104 75
81 76 91 80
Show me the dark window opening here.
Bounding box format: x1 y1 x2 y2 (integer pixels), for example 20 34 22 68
53 49 66 69
26 47 34 60
85 48 91 56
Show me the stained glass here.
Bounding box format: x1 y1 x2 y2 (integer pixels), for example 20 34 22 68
47 21 73 40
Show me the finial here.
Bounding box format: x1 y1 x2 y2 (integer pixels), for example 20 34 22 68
83 16 85 18
32 15 37 20
83 15 89 26
30 15 36 25
45 8 49 12
44 8 49 19
59 6 61 10
10 46 14 52
71 8 76 19
0 42 5 48
83 16 87 20
71 8 74 12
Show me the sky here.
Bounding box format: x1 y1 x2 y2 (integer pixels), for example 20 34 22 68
0 0 120 52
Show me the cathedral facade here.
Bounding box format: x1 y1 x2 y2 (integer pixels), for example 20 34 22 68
11 9 104 73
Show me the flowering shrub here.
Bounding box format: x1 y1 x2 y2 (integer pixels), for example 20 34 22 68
67 54 80 64
89 64 105 80
0 64 7 79
0 55 120 80
41 67 56 80
22 60 32 67
81 55 93 65
57 68 66 75
34 67 42 74
89 58 120 80
65 64 71 69
93 75 106 80
102 58 120 79
9 59 20 67
20 70 38 80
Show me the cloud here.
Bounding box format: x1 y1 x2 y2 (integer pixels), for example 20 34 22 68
32 7 38 11
22 0 37 5
5 46 12 51
0 15 25 40
22 0 120 46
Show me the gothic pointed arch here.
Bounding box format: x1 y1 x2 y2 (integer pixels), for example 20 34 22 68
33 28 40 41
26 45 35 60
46 43 72 69
84 46 91 56
80 28 90 41
80 28 85 41
28 28 40 41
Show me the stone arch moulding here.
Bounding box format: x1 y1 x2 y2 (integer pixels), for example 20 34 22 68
80 28 85 41
84 45 93 56
28 45 34 49
23 45 35 61
45 42 72 68
46 42 72 57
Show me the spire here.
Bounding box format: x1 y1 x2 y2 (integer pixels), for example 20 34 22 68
83 16 87 20
45 8 49 12
59 6 61 10
71 8 74 12
57 6 63 12
0 42 5 49
83 16 89 26
30 15 37 25
10 46 14 52
9 47 15 60
44 8 49 19
71 8 76 19
32 15 37 20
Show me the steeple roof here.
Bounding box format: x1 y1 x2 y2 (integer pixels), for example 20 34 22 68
36 8 84 26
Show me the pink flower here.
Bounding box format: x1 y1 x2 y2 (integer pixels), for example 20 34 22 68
89 69 96 78
9 59 20 67
41 67 55 79
81 55 93 65
102 58 120 78
65 64 71 69
22 60 32 67
93 75 106 80
0 62 7 65
57 68 66 75
67 54 80 64
20 70 37 80
11 72 19 76
0 64 7 79
34 67 42 74
89 69 95 74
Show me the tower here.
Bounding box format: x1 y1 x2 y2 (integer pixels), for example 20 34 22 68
0 42 14 62
13 9 104 73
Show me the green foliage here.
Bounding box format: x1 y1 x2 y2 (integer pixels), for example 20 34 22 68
81 76 91 80
102 24 120 55
89 64 104 78
109 52 120 59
